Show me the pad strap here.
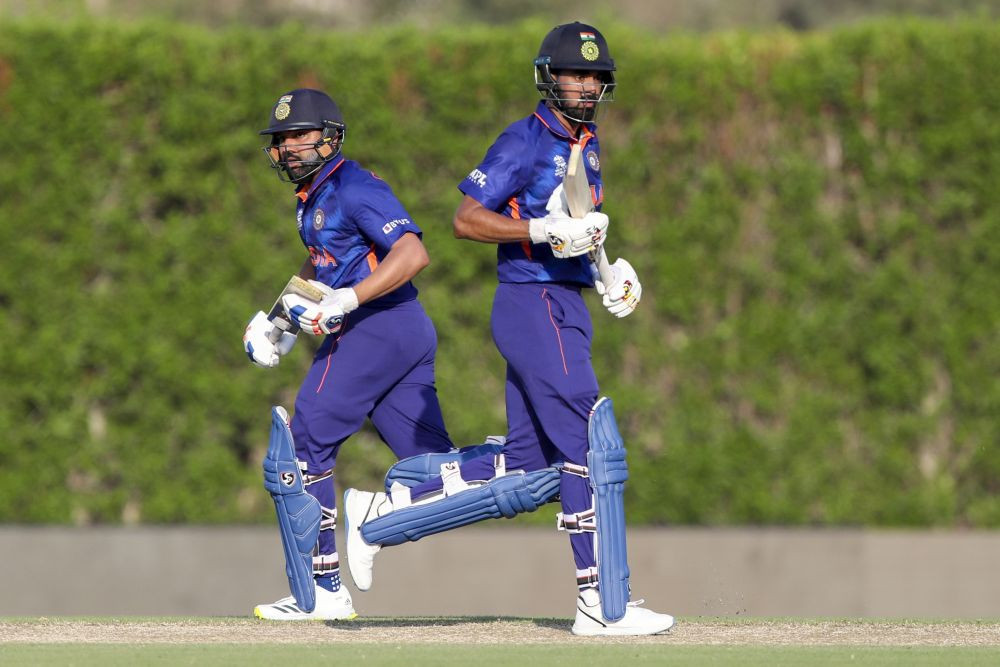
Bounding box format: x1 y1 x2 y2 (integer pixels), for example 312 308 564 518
384 442 505 491
312 552 340 576
561 462 589 478
319 506 337 532
302 467 334 486
576 566 600 589
557 507 596 533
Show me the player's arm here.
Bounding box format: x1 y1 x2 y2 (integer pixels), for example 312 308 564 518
453 195 531 243
454 191 608 259
279 233 429 336
351 232 428 304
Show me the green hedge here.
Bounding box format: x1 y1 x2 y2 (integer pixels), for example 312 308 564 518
0 18 997 526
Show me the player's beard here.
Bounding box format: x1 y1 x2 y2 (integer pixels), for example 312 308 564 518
284 147 321 181
563 97 598 123
557 85 600 123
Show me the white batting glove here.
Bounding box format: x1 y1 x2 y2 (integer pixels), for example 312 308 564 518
281 279 359 336
595 258 642 318
243 311 297 368
529 211 609 259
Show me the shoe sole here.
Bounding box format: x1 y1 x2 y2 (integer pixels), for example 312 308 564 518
571 610 675 636
253 605 359 621
571 622 674 636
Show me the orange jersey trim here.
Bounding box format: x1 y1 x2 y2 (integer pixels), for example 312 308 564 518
366 244 378 272
509 196 532 260
296 157 346 203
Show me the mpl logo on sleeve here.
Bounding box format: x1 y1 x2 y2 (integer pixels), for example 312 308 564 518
466 168 488 188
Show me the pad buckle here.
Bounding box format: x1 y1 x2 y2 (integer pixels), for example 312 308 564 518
557 507 596 533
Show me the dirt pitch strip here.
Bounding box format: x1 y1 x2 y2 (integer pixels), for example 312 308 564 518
3 617 1000 646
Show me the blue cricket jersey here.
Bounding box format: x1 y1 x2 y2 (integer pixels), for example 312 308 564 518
458 101 604 286
295 156 419 306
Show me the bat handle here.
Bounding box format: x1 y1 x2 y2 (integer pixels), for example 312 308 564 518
590 245 614 286
266 318 296 344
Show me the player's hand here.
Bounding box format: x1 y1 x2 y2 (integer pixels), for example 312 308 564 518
595 258 641 318
243 311 297 368
281 279 359 336
529 211 609 259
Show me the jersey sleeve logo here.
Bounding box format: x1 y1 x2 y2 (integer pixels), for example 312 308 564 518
382 218 411 234
466 168 488 188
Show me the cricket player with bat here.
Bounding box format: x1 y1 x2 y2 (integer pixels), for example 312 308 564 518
242 88 455 620
343 23 673 635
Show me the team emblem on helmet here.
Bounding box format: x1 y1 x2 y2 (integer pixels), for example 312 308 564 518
280 471 296 487
587 150 600 172
581 42 600 61
313 209 325 230
275 102 291 120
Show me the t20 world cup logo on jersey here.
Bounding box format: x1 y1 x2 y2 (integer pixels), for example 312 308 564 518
553 155 567 178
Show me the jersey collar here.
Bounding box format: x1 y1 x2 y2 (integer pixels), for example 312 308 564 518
296 155 346 202
532 101 596 142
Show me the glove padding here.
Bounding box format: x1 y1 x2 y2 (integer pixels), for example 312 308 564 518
528 184 609 259
281 279 359 336
529 211 609 259
595 258 642 318
243 311 297 368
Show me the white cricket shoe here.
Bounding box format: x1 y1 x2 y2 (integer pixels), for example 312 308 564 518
571 587 675 636
344 488 392 591
253 584 357 621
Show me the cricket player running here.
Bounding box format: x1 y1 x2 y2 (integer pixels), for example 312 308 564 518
343 23 674 635
243 88 454 620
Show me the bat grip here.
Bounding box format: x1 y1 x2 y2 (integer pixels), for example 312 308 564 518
266 318 296 344
590 246 614 286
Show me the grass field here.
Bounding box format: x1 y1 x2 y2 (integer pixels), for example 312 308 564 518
3 616 1000 665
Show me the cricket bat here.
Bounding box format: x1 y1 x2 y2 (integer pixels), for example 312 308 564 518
265 275 326 343
564 143 614 286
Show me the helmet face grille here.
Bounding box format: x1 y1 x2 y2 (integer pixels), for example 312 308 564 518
262 120 346 184
534 64 616 124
